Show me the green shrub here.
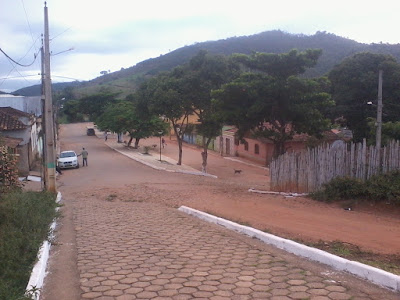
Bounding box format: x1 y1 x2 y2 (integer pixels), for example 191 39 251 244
0 191 58 300
366 171 400 204
311 171 400 204
311 177 366 202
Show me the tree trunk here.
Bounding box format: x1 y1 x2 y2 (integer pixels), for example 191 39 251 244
134 138 140 149
273 140 286 158
127 136 134 147
177 137 183 165
219 129 223 156
201 150 208 173
172 121 184 165
201 136 212 173
117 133 123 143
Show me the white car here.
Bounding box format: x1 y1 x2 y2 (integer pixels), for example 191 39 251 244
58 150 79 169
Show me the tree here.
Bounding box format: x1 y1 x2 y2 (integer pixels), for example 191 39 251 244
143 71 194 165
329 52 400 142
78 90 120 122
367 118 400 146
96 100 166 148
213 49 333 163
179 51 240 172
62 100 84 123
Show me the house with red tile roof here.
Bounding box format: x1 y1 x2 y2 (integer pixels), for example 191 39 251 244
0 106 42 175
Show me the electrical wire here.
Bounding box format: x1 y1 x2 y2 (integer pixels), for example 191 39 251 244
51 27 73 42
0 47 40 67
21 0 39 52
0 74 40 81
52 75 81 81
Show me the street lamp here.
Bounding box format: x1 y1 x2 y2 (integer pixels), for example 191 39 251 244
158 131 163 161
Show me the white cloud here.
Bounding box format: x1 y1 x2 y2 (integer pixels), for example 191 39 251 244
1 0 400 92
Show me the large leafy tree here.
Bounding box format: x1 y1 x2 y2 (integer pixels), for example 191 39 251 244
78 90 120 122
143 70 194 165
179 51 240 172
329 52 400 142
213 49 333 163
62 99 84 123
367 118 400 146
96 100 166 148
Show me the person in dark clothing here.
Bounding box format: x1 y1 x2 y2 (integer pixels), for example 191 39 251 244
56 164 62 175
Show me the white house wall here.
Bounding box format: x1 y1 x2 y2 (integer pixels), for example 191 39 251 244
0 95 42 117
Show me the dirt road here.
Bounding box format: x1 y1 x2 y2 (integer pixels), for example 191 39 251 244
40 123 400 299
52 123 400 255
107 126 400 257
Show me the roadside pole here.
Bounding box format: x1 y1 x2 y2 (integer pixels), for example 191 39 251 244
43 2 56 192
376 70 383 171
376 70 383 151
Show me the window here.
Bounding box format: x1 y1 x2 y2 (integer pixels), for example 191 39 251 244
255 144 259 154
244 141 249 151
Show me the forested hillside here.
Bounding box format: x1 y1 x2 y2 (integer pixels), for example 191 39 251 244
13 30 400 96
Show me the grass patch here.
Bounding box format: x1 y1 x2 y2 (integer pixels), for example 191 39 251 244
0 191 59 300
306 240 400 275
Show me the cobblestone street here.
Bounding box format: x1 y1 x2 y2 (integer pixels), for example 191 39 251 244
41 123 400 299
73 198 395 299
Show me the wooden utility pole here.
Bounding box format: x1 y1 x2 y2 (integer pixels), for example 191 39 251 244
43 2 56 192
376 70 383 152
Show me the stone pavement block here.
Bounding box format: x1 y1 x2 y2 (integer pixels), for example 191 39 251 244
72 200 399 299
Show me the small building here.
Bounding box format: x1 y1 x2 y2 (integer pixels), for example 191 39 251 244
0 107 43 175
217 125 342 166
0 94 42 117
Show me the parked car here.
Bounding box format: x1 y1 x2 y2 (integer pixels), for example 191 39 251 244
87 127 95 136
58 150 79 169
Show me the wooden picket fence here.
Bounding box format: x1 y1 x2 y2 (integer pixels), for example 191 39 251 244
270 139 400 193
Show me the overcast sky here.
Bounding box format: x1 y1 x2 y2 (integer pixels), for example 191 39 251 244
1 0 400 93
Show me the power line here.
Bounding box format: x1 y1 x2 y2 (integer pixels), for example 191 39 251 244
52 75 81 81
0 47 40 67
20 0 39 52
0 74 40 81
51 27 73 42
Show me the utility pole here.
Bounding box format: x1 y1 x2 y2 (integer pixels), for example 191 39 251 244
43 2 56 192
41 37 47 190
376 70 383 152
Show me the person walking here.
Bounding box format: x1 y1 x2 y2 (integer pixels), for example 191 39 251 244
79 147 89 166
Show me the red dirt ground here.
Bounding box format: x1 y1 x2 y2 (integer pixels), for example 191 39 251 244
30 124 400 270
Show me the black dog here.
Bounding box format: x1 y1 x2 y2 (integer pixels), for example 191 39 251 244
234 169 242 174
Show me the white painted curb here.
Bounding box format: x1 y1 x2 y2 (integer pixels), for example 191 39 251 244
25 192 62 300
178 206 400 292
223 156 269 170
111 146 218 178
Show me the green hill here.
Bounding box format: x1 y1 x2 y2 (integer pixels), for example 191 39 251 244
11 81 81 97
13 30 400 97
